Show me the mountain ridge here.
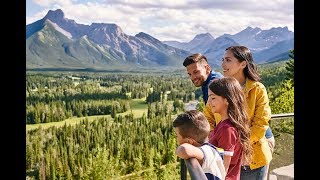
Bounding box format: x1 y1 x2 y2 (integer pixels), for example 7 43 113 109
26 9 294 71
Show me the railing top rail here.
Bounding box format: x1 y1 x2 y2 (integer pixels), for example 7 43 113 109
271 113 294 119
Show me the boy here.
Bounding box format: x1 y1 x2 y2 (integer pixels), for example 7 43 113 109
173 110 226 180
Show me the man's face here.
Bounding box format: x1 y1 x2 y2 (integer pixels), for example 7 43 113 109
186 62 210 87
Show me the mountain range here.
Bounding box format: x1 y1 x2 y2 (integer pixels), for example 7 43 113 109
26 9 294 71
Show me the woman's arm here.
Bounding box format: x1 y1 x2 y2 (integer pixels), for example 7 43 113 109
249 84 271 143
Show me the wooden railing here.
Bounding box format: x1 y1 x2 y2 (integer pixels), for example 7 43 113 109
180 113 294 180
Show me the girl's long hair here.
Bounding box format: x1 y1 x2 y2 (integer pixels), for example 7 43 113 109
209 77 253 163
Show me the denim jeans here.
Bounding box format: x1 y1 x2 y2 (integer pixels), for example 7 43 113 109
240 165 266 180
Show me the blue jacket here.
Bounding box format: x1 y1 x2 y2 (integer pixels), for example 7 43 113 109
201 70 223 104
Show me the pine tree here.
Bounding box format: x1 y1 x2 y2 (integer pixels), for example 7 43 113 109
285 50 294 85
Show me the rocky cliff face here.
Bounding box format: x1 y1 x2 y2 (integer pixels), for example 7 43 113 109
26 9 190 70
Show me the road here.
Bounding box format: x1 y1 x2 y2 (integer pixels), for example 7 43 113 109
185 100 199 111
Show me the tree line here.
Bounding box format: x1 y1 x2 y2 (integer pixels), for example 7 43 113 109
26 113 180 179
26 72 196 124
26 51 294 179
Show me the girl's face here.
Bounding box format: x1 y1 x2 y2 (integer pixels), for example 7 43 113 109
207 89 228 114
221 49 246 77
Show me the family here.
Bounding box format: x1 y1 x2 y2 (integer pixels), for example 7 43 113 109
174 45 274 180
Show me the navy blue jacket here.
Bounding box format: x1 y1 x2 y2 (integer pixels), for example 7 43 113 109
201 70 223 104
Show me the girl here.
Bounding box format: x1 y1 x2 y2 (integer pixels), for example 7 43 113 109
208 77 252 180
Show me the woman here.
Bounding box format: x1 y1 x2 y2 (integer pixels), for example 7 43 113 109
221 45 273 180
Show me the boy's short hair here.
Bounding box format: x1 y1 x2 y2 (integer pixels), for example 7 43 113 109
183 53 208 67
173 110 210 144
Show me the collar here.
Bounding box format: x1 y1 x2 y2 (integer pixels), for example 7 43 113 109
202 71 215 88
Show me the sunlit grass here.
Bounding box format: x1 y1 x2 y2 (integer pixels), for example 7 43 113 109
26 115 112 131
130 97 147 109
26 98 148 131
118 98 148 118
269 117 294 171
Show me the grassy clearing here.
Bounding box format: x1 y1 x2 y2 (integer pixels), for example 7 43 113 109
269 133 294 171
26 115 113 131
269 117 294 172
117 98 148 118
130 98 147 109
124 98 148 117
26 98 148 131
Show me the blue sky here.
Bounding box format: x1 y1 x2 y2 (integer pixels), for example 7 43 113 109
26 0 294 42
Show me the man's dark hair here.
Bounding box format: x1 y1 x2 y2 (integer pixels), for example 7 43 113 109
183 53 208 67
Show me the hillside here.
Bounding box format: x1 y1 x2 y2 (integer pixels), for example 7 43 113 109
26 9 294 71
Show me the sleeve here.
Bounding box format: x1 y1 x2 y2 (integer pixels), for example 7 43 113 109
216 126 237 156
199 145 226 180
203 103 221 131
249 84 271 144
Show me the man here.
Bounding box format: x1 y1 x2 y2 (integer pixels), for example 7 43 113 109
183 53 223 131
183 53 223 104
183 53 223 130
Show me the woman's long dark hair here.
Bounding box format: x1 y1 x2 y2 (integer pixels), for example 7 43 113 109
226 46 260 82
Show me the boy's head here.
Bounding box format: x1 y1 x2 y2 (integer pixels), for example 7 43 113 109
173 110 210 146
183 53 211 87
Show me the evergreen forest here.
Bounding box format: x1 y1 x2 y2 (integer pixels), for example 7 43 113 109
26 51 294 179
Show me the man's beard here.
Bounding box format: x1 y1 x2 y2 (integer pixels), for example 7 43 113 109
192 80 203 87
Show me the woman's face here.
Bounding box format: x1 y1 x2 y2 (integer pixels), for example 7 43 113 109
221 49 246 78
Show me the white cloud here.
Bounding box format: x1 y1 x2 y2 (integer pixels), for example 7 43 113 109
32 0 73 7
27 0 294 42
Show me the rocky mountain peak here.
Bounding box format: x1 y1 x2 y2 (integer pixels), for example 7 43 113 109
90 23 124 36
26 9 293 70
194 33 213 39
239 26 261 34
44 9 65 22
136 32 158 41
270 26 289 32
